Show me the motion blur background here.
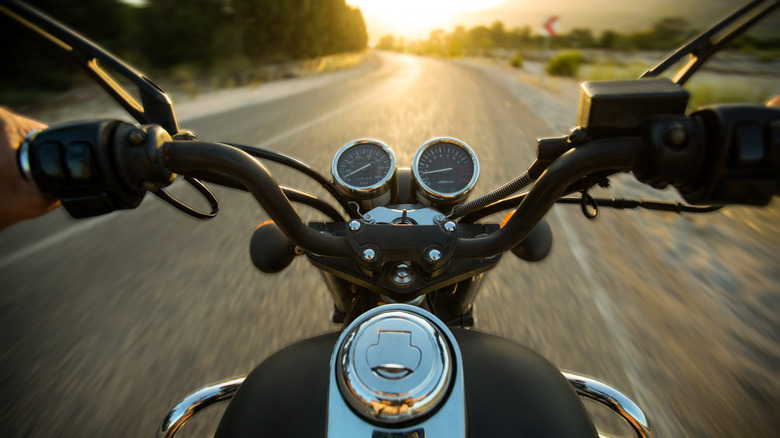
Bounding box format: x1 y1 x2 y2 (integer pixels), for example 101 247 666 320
1 0 778 437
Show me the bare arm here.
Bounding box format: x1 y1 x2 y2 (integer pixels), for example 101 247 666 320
0 107 59 230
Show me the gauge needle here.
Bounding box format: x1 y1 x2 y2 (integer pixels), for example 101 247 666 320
345 163 372 177
422 168 452 175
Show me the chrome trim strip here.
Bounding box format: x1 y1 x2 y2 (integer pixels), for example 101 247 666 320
363 206 444 225
157 377 245 438
18 129 40 190
331 138 397 199
411 137 479 204
563 372 652 438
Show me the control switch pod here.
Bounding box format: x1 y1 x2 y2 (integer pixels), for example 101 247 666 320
680 105 780 206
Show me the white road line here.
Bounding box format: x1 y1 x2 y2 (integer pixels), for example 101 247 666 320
0 61 413 268
254 81 401 150
0 214 113 269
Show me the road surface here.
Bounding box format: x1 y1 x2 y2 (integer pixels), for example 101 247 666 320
1 52 778 437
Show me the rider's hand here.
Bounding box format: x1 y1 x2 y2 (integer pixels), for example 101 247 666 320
0 107 59 230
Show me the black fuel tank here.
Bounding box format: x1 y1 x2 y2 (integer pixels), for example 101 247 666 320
214 329 597 437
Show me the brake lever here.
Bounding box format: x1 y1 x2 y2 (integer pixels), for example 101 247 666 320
0 0 180 134
641 0 780 85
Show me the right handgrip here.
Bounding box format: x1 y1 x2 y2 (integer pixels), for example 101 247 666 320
634 105 780 206
681 105 780 206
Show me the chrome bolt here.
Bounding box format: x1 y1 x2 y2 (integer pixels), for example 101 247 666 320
127 129 148 146
363 214 374 223
444 221 457 232
348 220 361 231
434 214 446 224
427 248 442 262
362 248 376 261
391 263 414 286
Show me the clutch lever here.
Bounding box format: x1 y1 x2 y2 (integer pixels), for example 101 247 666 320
0 0 180 135
641 0 779 85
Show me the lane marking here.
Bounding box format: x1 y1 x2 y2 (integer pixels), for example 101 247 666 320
254 62 416 150
0 57 416 268
0 214 113 269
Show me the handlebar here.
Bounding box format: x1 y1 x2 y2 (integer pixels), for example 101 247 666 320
16 104 780 263
454 137 644 259
162 141 353 258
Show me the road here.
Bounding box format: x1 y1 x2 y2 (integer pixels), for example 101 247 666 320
1 51 778 437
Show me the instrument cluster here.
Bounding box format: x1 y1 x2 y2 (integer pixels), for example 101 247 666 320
332 138 479 210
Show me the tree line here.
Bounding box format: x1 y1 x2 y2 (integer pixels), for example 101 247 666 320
1 0 367 101
378 17 778 56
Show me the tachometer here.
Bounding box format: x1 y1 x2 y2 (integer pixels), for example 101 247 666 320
332 139 397 208
412 138 479 205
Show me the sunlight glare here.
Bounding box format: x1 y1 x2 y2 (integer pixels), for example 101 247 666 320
347 0 506 38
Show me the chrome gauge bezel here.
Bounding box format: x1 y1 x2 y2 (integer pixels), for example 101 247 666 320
331 139 397 200
412 137 479 204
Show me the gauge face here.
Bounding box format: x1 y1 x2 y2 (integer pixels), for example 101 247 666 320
413 138 479 201
332 140 396 197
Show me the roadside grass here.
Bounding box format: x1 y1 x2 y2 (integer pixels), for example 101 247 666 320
685 77 773 109
300 51 366 74
579 61 648 81
4 51 369 109
170 51 369 99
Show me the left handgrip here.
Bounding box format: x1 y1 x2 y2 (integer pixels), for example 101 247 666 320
18 120 175 218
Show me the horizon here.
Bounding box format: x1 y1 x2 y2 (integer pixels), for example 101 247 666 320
348 0 777 43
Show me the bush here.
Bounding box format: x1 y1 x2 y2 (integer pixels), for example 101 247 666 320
545 50 585 77
509 53 524 69
686 79 771 109
581 61 647 81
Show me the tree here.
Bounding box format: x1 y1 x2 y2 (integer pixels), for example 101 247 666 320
631 16 691 50
490 21 506 48
141 0 232 68
598 30 619 49
377 34 396 51
569 28 595 48
1 0 133 99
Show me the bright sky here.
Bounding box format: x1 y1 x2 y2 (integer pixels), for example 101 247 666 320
346 0 506 40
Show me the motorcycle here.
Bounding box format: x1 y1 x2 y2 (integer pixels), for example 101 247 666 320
2 0 779 436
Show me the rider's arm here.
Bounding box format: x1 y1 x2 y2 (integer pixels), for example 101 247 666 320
0 107 59 230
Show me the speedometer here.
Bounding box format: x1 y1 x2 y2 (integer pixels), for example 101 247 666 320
332 139 397 207
412 138 479 205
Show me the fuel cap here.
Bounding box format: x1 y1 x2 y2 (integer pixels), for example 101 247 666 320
336 309 452 424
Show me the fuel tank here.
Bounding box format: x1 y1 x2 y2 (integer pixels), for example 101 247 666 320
214 325 597 437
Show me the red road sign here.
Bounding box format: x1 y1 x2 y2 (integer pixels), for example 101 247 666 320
542 16 559 37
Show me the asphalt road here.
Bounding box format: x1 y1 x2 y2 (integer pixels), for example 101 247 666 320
1 52 778 437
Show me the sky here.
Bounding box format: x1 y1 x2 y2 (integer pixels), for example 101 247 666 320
346 0 776 42
345 0 505 40
118 0 777 42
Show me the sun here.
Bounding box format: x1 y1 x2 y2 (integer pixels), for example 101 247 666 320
347 0 506 39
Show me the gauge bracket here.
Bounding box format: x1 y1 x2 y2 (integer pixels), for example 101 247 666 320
306 222 501 299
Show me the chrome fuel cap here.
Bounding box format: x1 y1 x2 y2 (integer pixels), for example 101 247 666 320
336 309 452 424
